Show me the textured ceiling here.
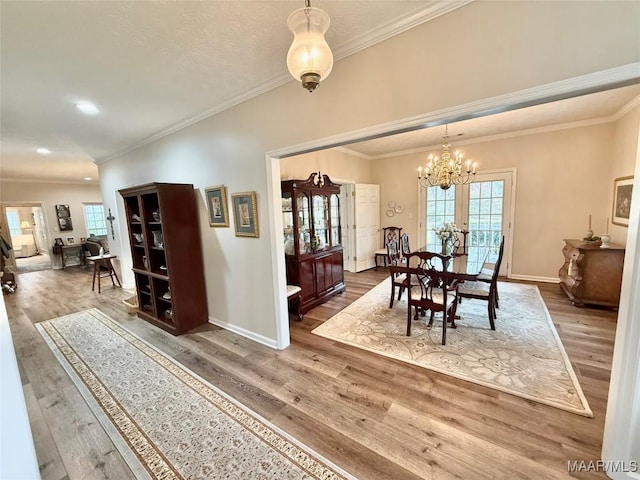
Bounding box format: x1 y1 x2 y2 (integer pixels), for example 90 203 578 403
1 0 458 183
2 1 637 185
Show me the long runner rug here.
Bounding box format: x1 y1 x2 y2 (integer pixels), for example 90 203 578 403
312 279 592 417
37 308 355 480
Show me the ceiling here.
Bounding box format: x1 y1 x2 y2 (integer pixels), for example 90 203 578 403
1 1 638 184
0 0 462 183
342 84 640 159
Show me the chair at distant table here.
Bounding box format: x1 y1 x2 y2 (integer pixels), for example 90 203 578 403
374 226 402 270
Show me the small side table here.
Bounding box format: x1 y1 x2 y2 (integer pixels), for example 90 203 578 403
286 285 303 321
86 254 122 293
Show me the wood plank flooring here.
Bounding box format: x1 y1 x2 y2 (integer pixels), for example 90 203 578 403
4 266 617 479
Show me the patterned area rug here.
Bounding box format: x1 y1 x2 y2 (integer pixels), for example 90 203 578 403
312 279 592 417
37 309 355 480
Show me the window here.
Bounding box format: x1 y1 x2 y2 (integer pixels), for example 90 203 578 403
83 204 107 237
6 209 21 236
425 186 455 254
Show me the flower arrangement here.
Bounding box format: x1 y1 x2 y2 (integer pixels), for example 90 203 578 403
434 222 461 242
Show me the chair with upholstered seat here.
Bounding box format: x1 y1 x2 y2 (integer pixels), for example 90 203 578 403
387 239 409 308
456 236 505 330
404 252 462 345
374 226 402 270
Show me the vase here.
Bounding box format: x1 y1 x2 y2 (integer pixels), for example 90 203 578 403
441 239 451 255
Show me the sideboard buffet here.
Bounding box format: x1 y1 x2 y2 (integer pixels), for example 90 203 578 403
558 238 625 308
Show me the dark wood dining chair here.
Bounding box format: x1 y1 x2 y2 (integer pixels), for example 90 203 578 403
456 236 505 330
405 252 463 345
400 233 411 258
374 226 402 270
387 239 409 308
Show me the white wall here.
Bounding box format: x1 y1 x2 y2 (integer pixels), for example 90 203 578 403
280 148 372 183
98 0 640 344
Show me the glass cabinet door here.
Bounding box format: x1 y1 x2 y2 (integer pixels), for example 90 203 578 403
282 193 294 255
312 194 329 250
297 193 310 254
330 193 341 246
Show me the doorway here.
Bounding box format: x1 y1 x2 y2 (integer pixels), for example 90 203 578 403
1 203 52 273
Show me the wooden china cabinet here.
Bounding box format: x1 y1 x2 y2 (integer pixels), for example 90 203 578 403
119 183 208 335
281 173 345 314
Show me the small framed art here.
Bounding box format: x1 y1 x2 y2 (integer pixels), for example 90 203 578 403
205 185 229 227
612 176 634 227
231 191 259 237
55 204 73 231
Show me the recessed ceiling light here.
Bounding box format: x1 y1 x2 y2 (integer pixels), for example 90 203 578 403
75 101 99 115
84 177 93 181
36 147 51 155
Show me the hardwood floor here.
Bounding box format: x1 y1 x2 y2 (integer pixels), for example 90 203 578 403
5 266 617 479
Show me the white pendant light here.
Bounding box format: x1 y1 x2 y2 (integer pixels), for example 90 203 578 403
286 0 333 92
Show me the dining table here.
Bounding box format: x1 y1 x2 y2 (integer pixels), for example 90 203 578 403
403 246 490 327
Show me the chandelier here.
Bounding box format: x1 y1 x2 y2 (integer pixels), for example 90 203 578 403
286 0 333 92
417 125 477 190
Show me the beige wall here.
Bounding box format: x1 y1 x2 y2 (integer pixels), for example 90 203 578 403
371 123 616 279
280 149 371 184
372 123 613 279
0 181 103 267
608 104 640 245
98 1 640 343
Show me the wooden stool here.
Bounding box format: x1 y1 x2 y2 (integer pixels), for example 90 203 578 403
286 285 303 321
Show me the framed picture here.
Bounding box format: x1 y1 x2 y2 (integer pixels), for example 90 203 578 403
80 237 86 243
612 176 634 227
54 238 64 246
205 185 229 227
66 237 75 245
55 204 73 231
231 191 259 237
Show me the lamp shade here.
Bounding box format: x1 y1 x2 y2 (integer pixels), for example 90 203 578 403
286 6 333 92
20 221 31 229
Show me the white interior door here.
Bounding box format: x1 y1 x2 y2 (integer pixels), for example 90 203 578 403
339 184 355 272
354 184 380 272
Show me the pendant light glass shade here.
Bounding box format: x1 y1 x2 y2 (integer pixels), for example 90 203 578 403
286 6 333 92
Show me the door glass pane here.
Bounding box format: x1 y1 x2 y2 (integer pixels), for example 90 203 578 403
425 186 456 253
282 193 294 255
297 193 310 253
312 194 329 249
330 193 341 246
466 179 504 273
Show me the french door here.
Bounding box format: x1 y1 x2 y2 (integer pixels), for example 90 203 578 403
420 170 514 276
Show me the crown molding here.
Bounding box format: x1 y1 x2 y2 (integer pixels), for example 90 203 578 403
332 0 473 60
613 93 640 121
366 116 615 160
0 177 99 186
96 0 472 165
332 146 373 160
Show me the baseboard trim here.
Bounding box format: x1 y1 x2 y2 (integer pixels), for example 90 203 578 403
208 317 278 350
510 274 559 284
